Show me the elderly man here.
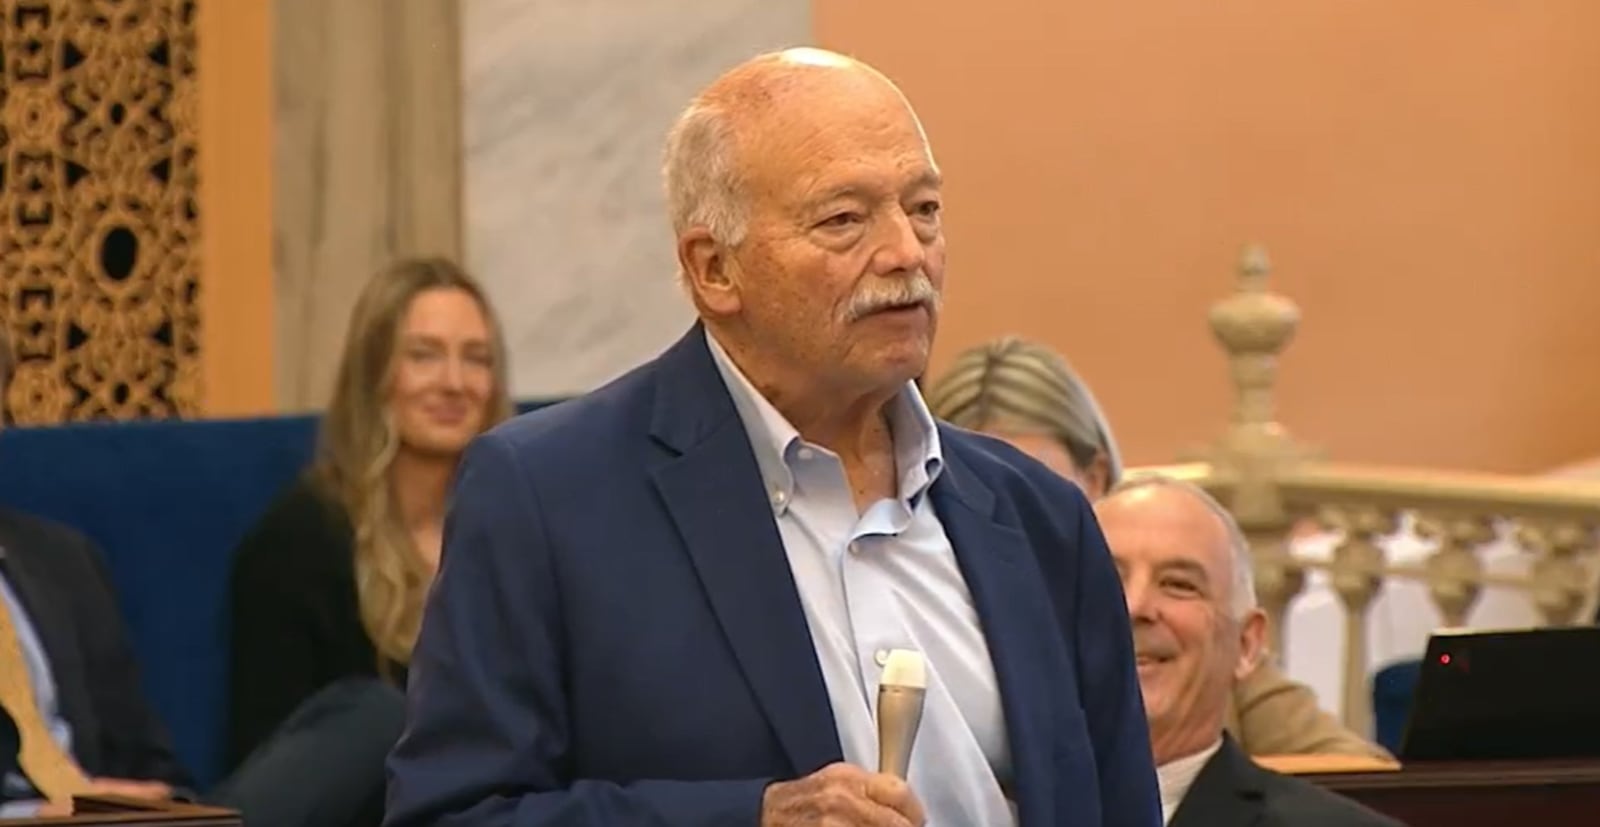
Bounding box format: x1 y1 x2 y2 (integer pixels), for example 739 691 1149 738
1095 476 1400 827
385 48 1159 827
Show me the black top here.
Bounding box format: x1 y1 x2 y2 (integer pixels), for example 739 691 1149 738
225 476 403 770
0 507 190 789
1170 736 1404 827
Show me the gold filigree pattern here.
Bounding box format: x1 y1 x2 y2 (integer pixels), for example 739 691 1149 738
0 0 200 423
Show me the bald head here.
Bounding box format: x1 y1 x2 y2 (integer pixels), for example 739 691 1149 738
1097 475 1269 766
696 47 911 119
662 48 932 249
1096 476 1258 617
665 48 947 403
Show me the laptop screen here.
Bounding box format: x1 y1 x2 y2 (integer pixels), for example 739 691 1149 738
1399 626 1600 762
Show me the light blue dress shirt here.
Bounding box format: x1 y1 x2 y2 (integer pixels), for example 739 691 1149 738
0 564 75 816
707 332 1017 826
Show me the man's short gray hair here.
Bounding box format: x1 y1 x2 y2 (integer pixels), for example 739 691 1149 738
662 101 749 251
1107 472 1259 617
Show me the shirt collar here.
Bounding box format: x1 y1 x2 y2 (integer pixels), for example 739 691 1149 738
705 329 944 510
1157 738 1223 824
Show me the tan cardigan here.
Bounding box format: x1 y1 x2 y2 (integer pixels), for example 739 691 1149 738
1224 661 1392 758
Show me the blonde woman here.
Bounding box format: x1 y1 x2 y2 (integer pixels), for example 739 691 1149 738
225 258 511 793
924 336 1388 759
923 336 1122 499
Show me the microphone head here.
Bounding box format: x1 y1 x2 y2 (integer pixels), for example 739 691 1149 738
881 648 926 690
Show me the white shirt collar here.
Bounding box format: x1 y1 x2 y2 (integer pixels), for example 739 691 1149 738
703 329 943 506
1157 738 1223 825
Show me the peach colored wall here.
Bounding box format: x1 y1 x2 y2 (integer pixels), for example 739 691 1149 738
815 1 1600 473
199 0 275 416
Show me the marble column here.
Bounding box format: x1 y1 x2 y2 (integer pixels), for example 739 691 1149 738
274 0 464 410
462 0 810 399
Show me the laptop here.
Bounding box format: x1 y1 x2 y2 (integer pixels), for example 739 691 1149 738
1398 625 1600 762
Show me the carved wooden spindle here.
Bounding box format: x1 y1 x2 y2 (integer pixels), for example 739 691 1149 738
1203 245 1311 660
1415 515 1494 627
1207 244 1302 436
1319 504 1397 736
1517 520 1597 625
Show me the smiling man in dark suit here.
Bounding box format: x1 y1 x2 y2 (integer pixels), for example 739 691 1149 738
1096 475 1402 827
0 326 187 816
0 512 189 813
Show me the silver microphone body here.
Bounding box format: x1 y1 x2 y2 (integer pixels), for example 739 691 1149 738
876 684 926 778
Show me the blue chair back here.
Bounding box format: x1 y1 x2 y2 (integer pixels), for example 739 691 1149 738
0 415 320 788
1371 658 1421 755
0 401 556 789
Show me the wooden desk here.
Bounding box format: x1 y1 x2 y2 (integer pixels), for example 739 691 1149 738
1301 760 1600 827
2 795 240 826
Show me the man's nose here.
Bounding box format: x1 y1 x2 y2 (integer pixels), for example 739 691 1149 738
871 208 928 274
1123 578 1157 622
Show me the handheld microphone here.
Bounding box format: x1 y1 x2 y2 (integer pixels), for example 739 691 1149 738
876 648 927 779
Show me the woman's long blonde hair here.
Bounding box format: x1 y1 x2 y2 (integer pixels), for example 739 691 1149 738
924 336 1122 486
314 257 512 668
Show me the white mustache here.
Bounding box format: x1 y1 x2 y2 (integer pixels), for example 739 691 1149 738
842 276 940 323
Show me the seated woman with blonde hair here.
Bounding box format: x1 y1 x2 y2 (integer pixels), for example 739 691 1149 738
923 335 1388 759
222 257 513 826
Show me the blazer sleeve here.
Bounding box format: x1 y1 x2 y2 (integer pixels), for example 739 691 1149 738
70 531 192 789
225 486 340 770
1229 662 1392 759
384 432 771 827
1066 490 1163 827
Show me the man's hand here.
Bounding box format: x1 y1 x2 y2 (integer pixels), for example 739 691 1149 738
761 762 926 827
87 777 174 800
26 779 170 819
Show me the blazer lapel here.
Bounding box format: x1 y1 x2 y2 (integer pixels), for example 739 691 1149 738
929 445 1059 827
647 327 842 775
1168 737 1265 827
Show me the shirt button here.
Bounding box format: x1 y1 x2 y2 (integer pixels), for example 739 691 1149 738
797 447 815 461
874 649 890 666
771 489 788 507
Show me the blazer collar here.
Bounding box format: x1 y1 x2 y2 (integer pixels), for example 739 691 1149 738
646 324 842 773
647 322 740 457
926 443 1060 826
1168 734 1266 827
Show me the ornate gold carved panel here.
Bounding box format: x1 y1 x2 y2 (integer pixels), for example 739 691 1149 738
0 0 200 424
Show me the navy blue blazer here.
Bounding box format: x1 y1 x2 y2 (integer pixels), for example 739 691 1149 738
385 326 1160 827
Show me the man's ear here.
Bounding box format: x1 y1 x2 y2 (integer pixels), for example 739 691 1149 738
677 228 740 315
1234 607 1268 681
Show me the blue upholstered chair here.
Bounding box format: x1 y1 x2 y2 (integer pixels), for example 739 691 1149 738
1371 657 1422 754
0 403 552 789
0 415 321 789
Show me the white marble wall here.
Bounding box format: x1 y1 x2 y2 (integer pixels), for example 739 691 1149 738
275 0 462 411
463 0 810 398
